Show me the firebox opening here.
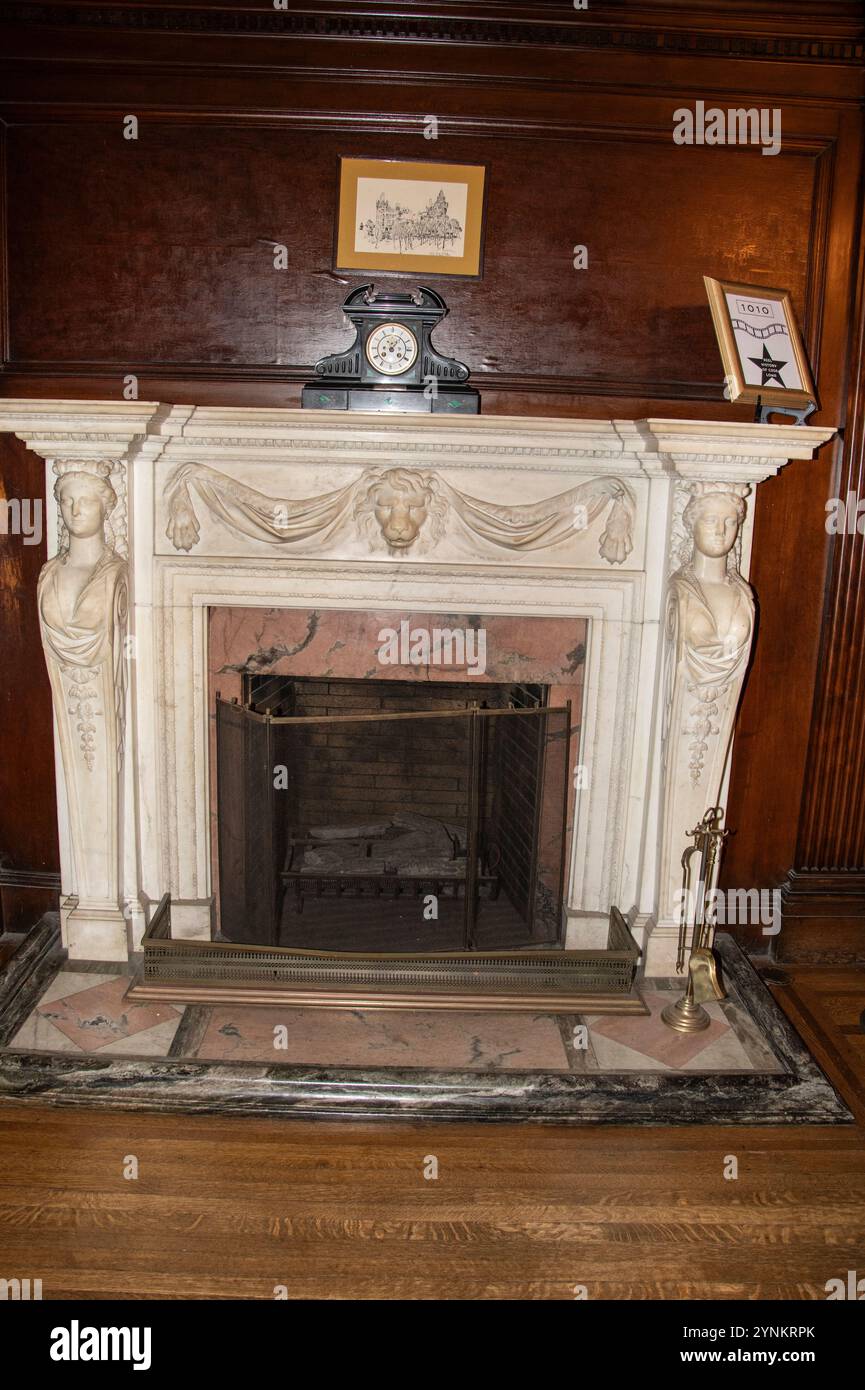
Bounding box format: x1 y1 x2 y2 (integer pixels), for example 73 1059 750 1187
216 675 571 954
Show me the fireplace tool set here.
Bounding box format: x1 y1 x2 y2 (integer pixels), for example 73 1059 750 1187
661 807 728 1033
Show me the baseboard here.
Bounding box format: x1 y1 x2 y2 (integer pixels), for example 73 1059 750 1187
778 870 865 964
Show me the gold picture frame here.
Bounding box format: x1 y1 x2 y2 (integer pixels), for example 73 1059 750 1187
335 157 487 278
703 277 817 409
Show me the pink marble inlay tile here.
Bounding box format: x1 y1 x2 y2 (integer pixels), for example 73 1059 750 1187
587 990 731 1068
196 1005 570 1071
36 977 181 1053
209 607 588 690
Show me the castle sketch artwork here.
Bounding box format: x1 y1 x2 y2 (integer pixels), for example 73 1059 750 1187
354 178 468 257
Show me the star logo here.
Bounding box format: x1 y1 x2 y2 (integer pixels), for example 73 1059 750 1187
749 344 788 387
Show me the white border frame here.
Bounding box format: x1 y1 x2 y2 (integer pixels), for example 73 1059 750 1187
145 559 645 942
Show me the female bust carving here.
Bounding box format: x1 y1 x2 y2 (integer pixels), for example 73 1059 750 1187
38 465 127 673
669 489 753 695
658 484 756 937
36 460 129 950
37 462 128 769
663 484 756 801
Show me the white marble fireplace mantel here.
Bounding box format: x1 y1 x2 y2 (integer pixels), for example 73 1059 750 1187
0 400 835 973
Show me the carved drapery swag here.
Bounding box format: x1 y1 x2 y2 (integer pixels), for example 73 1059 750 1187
164 461 637 564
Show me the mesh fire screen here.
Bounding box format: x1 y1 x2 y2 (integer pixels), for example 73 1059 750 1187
216 685 571 953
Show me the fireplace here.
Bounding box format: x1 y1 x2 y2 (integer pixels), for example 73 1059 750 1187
215 674 571 952
0 400 836 989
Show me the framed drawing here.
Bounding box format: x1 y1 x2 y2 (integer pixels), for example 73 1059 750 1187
703 277 817 410
335 157 487 278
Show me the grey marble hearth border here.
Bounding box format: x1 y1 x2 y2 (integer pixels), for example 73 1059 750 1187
0 922 853 1125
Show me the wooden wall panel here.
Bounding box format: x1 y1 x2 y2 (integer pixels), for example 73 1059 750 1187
0 434 59 933
3 122 820 401
775 198 865 963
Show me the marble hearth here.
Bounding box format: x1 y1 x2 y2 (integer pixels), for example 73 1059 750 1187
0 401 835 975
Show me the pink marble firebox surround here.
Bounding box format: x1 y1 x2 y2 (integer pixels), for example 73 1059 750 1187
207 606 587 935
209 606 588 702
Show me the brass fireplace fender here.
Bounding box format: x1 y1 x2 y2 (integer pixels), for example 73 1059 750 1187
126 895 647 1014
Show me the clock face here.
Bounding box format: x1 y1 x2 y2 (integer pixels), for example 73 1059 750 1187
365 322 419 376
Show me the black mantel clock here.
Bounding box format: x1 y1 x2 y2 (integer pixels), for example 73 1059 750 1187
302 284 480 414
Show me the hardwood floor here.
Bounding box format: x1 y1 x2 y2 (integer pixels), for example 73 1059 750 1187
0 965 863 1301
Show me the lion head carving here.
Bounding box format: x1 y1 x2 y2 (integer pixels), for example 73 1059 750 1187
354 467 448 553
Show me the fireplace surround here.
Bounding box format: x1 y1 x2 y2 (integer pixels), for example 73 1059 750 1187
0 401 835 984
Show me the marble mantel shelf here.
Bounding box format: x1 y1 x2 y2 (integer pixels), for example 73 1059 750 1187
0 400 836 975
0 399 834 469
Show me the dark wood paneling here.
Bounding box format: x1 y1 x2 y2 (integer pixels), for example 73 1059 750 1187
0 0 862 955
0 0 862 62
798 230 865 875
773 178 865 963
1 120 825 400
0 433 59 932
716 105 862 915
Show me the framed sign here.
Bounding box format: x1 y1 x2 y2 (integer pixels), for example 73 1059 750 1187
335 157 487 278
703 277 817 409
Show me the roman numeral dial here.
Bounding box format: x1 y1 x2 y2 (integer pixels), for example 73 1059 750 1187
365 323 418 376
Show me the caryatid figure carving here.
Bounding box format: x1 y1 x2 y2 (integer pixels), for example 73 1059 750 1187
659 484 756 939
37 460 129 958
